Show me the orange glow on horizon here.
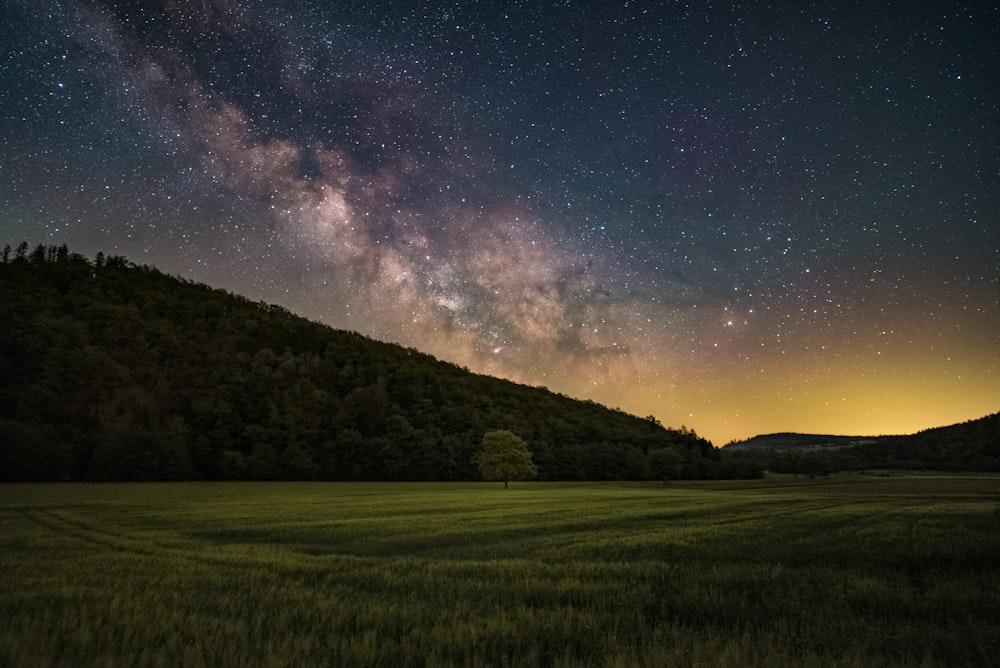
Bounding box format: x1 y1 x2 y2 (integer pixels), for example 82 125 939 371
578 331 999 446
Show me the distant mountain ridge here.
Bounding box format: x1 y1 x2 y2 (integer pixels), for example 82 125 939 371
723 414 999 473
724 433 878 452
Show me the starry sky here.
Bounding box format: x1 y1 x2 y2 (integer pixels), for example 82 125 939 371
2 1 998 445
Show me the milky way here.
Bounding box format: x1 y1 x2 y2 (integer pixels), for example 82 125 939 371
2 1 997 443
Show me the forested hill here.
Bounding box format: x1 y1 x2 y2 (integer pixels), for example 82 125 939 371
1 243 761 482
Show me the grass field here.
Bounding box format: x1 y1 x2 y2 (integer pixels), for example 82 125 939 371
1 476 998 667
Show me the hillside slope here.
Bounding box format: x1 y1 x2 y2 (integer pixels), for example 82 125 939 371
1 243 761 481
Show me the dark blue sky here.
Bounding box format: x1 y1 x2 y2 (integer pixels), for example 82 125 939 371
2 1 997 442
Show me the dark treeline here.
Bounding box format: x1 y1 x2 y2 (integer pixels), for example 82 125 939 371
724 414 1000 475
1 243 762 482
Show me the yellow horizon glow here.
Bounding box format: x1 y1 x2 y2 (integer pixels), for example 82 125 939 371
577 330 999 446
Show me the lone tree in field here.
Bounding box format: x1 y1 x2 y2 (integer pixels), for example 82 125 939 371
478 430 537 488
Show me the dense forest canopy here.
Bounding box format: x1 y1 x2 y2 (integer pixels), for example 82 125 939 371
1 243 763 482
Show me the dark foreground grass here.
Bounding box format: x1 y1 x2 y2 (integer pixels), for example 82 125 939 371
1 476 998 667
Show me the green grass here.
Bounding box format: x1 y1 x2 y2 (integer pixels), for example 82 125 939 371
1 476 998 667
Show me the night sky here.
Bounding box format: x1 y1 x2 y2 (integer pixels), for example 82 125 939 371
2 1 997 444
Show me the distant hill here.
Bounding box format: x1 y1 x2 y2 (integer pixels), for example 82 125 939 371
0 242 762 482
723 414 1000 473
723 433 878 452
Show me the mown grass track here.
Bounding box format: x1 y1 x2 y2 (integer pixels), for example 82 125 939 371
1 476 998 666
